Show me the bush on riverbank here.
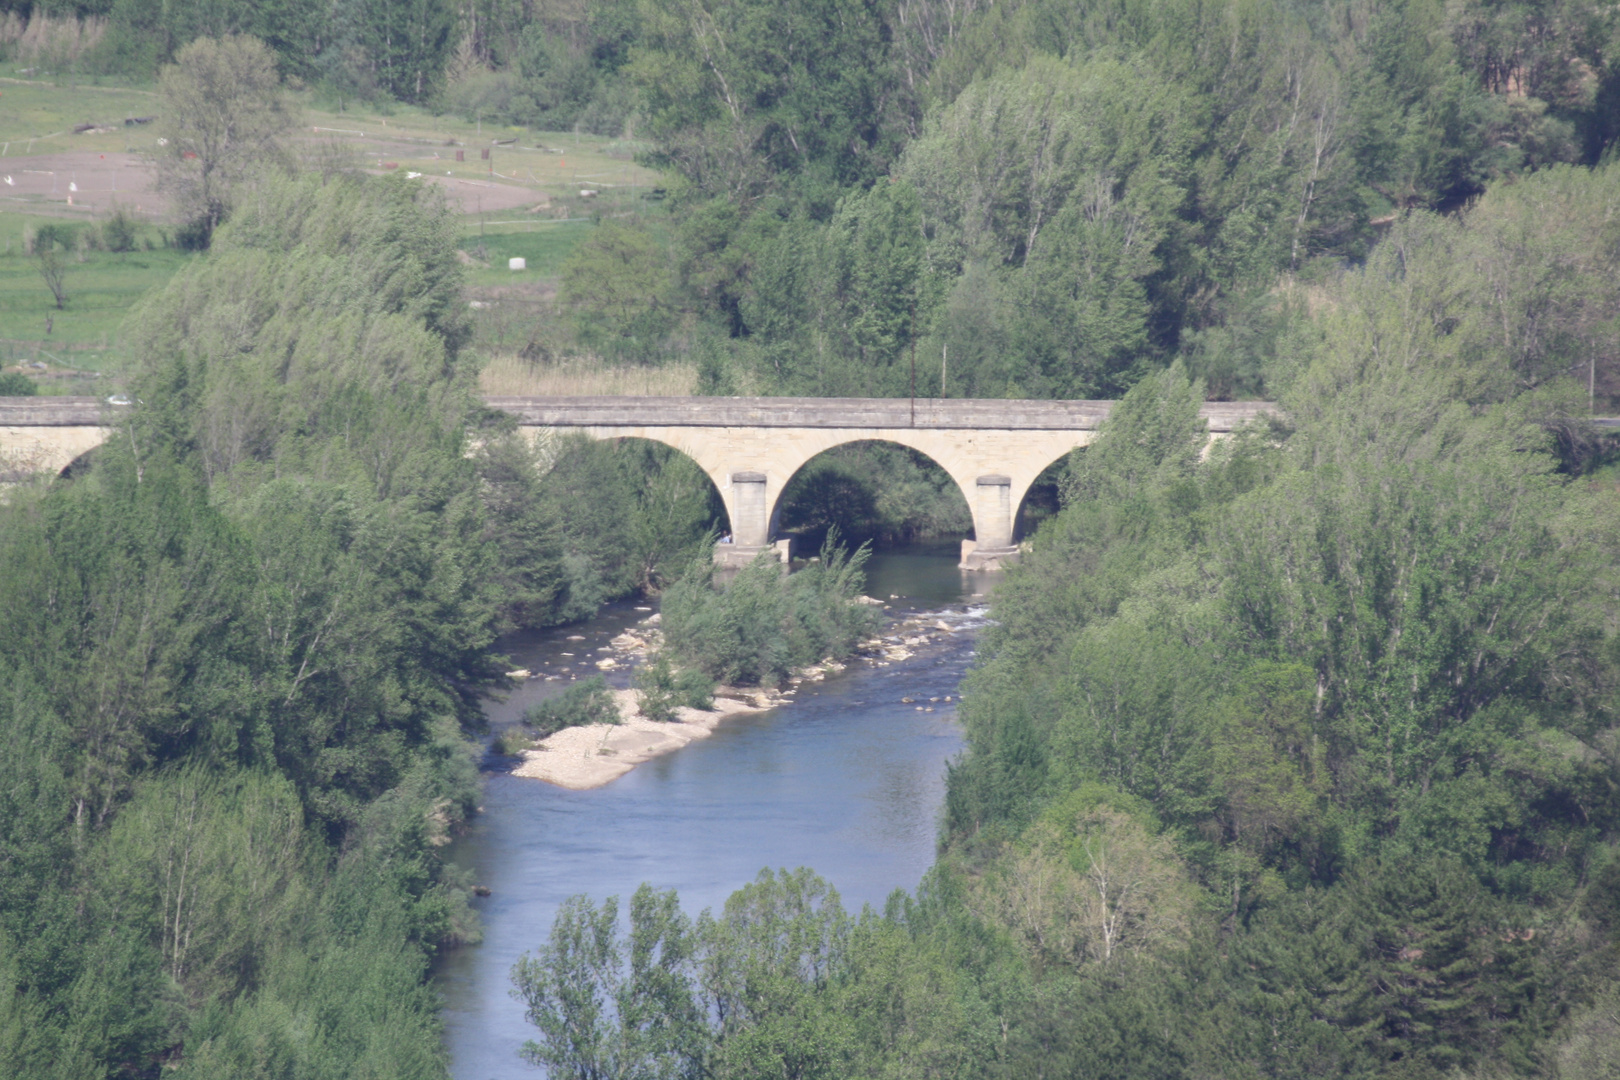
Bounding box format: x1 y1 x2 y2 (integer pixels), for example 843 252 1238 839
523 676 619 737
495 726 537 755
660 537 879 687
634 653 716 721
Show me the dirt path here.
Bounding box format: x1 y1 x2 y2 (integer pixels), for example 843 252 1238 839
408 171 547 214
0 149 552 222
0 151 165 217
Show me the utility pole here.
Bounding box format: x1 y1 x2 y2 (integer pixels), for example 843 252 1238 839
908 298 916 427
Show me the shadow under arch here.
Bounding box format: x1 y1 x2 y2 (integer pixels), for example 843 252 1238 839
1013 449 1077 543
541 430 732 561
59 446 99 481
771 437 975 551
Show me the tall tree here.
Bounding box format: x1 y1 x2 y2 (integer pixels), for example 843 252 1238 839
353 0 457 103
152 34 299 242
630 0 910 208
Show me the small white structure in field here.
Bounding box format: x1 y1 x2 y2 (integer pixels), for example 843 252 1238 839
509 257 526 271
579 188 596 198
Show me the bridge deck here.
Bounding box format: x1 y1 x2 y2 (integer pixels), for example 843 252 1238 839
0 398 125 425
0 396 1279 431
485 396 1276 431
8 395 1618 433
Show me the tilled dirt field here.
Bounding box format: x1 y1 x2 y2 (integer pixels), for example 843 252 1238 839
412 171 546 214
0 150 166 217
0 149 553 221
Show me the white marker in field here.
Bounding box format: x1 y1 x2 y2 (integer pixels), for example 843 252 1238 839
509 257 526 271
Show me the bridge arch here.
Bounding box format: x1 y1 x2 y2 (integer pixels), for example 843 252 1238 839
771 437 975 547
59 447 99 479
1013 450 1080 542
542 429 732 537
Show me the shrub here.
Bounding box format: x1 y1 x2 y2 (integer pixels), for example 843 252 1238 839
659 534 878 687
102 208 137 253
0 371 37 396
635 652 716 721
495 726 537 756
674 667 714 710
523 675 618 737
173 216 213 251
31 223 78 253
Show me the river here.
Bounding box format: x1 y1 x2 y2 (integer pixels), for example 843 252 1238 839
434 543 993 1079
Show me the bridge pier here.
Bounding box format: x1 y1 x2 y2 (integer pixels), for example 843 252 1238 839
712 471 796 569
961 474 1019 570
714 538 792 569
729 472 770 547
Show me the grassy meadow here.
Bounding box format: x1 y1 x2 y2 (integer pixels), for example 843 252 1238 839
0 212 189 388
0 75 161 157
0 75 667 392
459 220 595 284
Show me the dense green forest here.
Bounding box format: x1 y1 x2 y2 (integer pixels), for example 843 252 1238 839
488 0 1619 402
0 170 718 1078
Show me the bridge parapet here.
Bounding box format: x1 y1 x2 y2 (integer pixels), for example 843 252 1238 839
0 395 1282 431
0 396 122 426
485 395 1276 432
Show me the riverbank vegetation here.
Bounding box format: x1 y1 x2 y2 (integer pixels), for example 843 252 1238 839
517 163 1620 1080
499 676 621 753
634 653 715 722
0 170 491 1078
0 167 719 1078
525 675 618 735
660 538 881 688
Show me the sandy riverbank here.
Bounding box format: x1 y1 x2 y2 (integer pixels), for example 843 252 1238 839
510 687 783 789
507 604 975 790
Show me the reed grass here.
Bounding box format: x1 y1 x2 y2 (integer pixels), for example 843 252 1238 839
479 353 697 397
0 14 107 68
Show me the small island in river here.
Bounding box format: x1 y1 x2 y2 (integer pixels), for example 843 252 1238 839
510 687 777 789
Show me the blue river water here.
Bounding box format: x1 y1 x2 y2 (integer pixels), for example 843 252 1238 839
434 544 991 1079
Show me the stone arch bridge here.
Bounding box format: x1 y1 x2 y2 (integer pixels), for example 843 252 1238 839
2 395 1276 568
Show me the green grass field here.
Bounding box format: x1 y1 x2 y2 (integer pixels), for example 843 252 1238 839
0 211 189 387
0 76 160 158
460 221 595 284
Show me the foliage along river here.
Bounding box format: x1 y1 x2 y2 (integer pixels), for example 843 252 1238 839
434 542 995 1079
